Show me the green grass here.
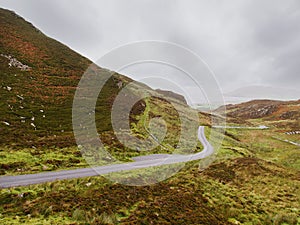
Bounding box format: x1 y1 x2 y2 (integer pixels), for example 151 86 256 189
0 147 87 175
229 128 300 170
0 122 299 224
0 156 299 224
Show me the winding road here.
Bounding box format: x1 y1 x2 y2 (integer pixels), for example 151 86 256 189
0 126 213 188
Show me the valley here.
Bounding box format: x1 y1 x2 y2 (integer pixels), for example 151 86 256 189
0 8 299 225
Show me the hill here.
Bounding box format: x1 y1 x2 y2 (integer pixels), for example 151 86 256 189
0 8 198 151
0 8 91 147
215 99 300 130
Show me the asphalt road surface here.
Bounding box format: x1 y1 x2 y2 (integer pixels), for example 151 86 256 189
0 126 213 188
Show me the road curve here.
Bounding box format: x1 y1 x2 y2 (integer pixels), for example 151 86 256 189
0 126 213 188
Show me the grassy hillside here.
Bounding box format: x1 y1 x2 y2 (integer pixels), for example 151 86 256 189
0 8 208 172
215 99 300 130
0 8 90 147
0 156 299 224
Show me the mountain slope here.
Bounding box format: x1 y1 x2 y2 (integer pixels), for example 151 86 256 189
215 99 300 130
0 8 203 161
0 8 91 147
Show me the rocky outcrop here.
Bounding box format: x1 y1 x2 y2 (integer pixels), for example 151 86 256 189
0 54 31 71
280 111 300 120
227 102 279 119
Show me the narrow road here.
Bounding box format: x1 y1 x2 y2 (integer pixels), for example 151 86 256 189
272 137 300 147
0 126 213 188
212 125 269 129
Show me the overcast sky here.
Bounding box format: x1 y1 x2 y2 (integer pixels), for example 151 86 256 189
0 0 299 103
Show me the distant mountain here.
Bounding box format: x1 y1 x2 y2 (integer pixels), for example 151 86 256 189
225 85 300 101
215 99 300 129
155 89 187 104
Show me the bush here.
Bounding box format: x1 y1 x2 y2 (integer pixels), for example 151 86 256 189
273 213 298 225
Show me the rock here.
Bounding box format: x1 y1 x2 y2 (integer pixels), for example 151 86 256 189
0 53 31 71
17 193 24 198
117 81 123 89
17 95 24 100
42 165 49 171
2 121 10 126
